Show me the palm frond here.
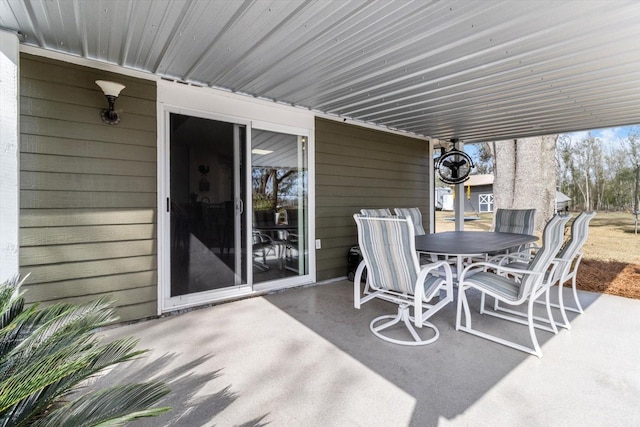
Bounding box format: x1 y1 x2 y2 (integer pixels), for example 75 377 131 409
0 276 171 425
32 383 170 427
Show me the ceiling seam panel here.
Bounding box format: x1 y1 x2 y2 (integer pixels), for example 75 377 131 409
292 4 532 109
315 11 639 115
21 0 46 48
359 64 640 125
149 0 195 74
255 0 457 100
270 3 493 104
118 0 136 67
72 0 88 58
225 0 374 92
203 1 324 90
336 39 640 122
182 0 258 82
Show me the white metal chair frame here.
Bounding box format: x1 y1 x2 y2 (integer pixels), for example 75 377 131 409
546 211 596 328
360 208 393 216
353 214 454 346
394 207 439 266
394 207 426 235
252 231 279 271
455 214 571 357
493 208 538 254
490 212 595 330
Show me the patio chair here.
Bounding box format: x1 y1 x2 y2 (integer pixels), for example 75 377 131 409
546 211 596 328
494 208 536 233
455 213 571 357
360 208 393 216
488 213 571 326
490 212 595 330
395 207 451 266
281 208 300 271
253 231 276 271
353 214 454 346
493 208 537 253
394 207 426 235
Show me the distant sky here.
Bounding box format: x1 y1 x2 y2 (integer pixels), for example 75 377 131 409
562 125 637 146
463 125 639 162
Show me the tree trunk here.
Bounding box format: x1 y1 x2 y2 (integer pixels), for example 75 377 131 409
492 136 558 234
635 165 639 214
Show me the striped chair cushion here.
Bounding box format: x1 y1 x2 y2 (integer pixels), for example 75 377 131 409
394 207 426 235
360 208 393 217
494 208 536 234
557 211 595 260
423 274 445 296
467 272 520 300
516 214 570 298
355 215 418 294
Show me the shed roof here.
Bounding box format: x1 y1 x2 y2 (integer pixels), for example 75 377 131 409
556 191 571 203
466 174 494 187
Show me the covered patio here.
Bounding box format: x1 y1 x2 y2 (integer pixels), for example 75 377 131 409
100 281 640 426
2 3 640 423
3 0 640 315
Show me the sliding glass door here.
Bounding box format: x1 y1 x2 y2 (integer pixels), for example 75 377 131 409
168 113 247 299
162 110 311 310
251 127 308 284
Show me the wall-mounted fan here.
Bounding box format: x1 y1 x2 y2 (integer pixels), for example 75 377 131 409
435 139 474 184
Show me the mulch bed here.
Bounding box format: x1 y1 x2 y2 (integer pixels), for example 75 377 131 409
575 259 640 300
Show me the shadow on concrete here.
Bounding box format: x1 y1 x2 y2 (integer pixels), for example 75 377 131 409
92 349 268 427
264 281 600 426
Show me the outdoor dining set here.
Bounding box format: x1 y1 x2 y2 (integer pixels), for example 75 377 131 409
352 207 596 358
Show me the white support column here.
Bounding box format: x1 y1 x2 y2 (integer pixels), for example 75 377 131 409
454 141 465 231
455 182 465 231
0 30 20 283
428 139 435 233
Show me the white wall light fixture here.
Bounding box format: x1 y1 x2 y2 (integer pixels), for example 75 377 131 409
95 80 125 125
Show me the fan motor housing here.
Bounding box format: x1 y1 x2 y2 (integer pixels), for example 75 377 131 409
436 147 474 184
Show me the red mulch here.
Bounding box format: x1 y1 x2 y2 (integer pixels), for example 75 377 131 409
576 259 640 300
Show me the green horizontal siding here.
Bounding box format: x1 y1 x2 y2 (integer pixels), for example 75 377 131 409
314 118 431 281
19 53 158 322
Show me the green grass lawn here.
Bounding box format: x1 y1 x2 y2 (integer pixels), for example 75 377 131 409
435 210 640 264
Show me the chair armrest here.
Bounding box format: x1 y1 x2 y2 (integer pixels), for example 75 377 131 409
253 230 274 243
488 252 534 265
459 261 544 282
353 260 369 309
417 260 453 282
416 260 453 299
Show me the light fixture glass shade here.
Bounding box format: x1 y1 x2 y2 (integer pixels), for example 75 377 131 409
95 80 125 97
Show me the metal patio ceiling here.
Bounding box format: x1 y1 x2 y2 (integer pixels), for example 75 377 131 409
3 0 640 142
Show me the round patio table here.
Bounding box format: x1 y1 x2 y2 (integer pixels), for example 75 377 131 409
415 231 538 280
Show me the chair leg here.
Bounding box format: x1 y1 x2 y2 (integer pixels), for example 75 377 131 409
526 297 543 357
556 282 572 329
570 274 584 314
485 292 558 334
456 286 544 358
543 288 558 335
354 261 367 309
455 285 472 331
535 276 582 330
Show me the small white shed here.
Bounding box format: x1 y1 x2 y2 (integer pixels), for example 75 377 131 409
556 191 571 212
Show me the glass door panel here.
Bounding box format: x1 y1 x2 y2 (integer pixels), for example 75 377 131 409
169 113 246 296
251 129 308 283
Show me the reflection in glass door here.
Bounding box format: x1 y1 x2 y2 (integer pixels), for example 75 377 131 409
169 113 246 297
251 128 308 283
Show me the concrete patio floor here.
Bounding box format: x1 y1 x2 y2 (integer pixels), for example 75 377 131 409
100 280 640 426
